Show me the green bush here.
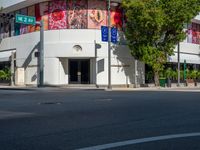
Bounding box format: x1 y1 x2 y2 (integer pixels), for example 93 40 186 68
171 70 177 80
190 70 198 80
164 68 173 79
0 68 11 81
197 71 200 80
146 71 153 81
180 70 184 80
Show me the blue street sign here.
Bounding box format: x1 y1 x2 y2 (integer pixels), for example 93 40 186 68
111 27 118 44
101 26 108 42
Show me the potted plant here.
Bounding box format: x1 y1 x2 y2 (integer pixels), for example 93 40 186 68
190 70 198 86
145 71 153 83
197 71 200 86
171 70 177 82
159 71 166 87
164 67 173 87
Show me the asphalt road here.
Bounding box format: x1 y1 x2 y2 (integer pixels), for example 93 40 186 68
0 88 200 150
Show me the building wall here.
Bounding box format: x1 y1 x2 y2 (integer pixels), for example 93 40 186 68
0 28 145 86
0 0 124 39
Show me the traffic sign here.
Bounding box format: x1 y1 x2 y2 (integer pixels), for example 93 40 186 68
111 27 118 44
101 26 108 42
15 14 36 25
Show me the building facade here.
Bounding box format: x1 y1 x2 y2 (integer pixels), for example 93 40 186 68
0 0 145 87
1 0 200 87
169 14 200 67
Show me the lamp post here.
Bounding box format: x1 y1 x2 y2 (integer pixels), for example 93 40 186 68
108 0 111 90
107 0 118 90
177 42 180 86
38 20 44 87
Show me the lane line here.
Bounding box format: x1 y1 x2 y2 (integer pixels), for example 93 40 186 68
77 132 200 150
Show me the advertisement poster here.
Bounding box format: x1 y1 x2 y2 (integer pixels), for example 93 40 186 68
88 0 107 29
10 12 15 37
49 0 67 30
187 29 193 43
0 21 3 39
14 11 21 36
35 2 49 31
192 30 198 44
20 8 28 34
3 21 9 38
196 32 200 44
111 5 123 29
28 5 35 32
67 0 88 29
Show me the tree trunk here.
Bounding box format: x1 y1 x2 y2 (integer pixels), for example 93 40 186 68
154 71 160 86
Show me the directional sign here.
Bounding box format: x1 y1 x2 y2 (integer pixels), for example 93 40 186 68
15 14 36 25
101 26 109 42
111 27 118 44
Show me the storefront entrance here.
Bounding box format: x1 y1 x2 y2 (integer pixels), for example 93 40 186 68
69 59 90 84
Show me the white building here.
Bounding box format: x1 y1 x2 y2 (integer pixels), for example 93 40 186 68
0 0 145 87
170 14 200 65
1 0 200 87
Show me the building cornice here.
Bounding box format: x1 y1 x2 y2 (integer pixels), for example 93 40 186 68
2 0 121 14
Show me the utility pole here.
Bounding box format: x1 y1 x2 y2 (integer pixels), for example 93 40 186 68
38 20 44 87
10 52 15 86
177 42 180 86
108 0 112 90
134 59 138 88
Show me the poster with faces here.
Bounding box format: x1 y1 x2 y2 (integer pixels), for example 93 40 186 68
111 5 123 29
88 0 107 29
28 5 36 33
20 8 28 34
67 0 88 29
35 2 49 31
49 0 67 30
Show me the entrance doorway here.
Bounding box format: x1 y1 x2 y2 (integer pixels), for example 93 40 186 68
69 59 90 84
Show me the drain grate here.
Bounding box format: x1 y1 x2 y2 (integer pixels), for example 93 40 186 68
38 102 62 105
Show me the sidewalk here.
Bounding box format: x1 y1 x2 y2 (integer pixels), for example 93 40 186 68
110 86 200 92
0 84 200 92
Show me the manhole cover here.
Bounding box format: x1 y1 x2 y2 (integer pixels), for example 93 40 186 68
38 102 62 105
96 98 112 101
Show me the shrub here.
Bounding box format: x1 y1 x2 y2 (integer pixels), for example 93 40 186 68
0 68 11 81
164 68 173 79
190 70 198 80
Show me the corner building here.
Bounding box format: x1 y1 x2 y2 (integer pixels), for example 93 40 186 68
0 0 145 86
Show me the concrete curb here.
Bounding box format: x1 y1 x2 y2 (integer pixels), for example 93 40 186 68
0 85 200 92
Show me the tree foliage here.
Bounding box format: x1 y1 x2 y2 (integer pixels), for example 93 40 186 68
122 0 200 85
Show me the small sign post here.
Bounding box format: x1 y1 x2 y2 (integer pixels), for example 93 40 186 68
15 14 44 87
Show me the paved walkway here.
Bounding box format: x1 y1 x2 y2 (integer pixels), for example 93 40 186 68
0 85 200 92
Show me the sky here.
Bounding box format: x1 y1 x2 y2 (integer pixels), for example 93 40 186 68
0 0 24 8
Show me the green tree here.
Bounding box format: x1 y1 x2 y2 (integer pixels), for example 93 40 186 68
122 0 200 86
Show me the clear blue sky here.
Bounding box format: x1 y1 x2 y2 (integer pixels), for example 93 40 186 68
0 0 24 8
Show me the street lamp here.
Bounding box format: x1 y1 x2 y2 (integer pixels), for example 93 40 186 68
107 0 119 90
177 42 180 87
108 0 111 90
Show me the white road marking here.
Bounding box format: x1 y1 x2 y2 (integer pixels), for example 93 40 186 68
77 132 200 150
